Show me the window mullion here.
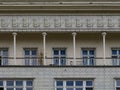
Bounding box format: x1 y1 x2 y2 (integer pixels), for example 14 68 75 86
14 80 15 90
4 80 6 90
23 80 26 90
74 81 75 90
64 81 66 90
83 81 86 90
58 50 61 65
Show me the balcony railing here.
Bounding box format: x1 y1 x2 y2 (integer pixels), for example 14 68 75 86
0 57 120 66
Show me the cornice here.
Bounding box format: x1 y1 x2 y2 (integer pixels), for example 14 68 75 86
0 6 120 14
0 2 119 13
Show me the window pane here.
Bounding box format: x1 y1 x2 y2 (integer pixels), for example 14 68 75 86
112 50 117 55
3 50 8 56
119 50 120 55
66 88 74 90
117 80 120 86
16 88 23 90
56 81 63 86
25 50 30 56
76 88 83 90
54 50 59 55
26 81 33 86
32 50 37 56
57 88 63 90
7 81 14 86
86 81 93 86
54 57 59 65
86 88 93 90
82 50 87 55
60 57 66 65
116 87 120 90
66 81 73 86
0 81 3 86
16 81 23 86
7 88 14 90
26 88 33 90
89 50 94 55
61 50 66 55
76 81 83 86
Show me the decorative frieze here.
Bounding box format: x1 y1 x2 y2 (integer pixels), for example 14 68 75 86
0 15 119 31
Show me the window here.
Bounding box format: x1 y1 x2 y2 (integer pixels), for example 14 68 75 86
53 48 66 65
82 49 95 66
0 80 33 90
115 80 120 90
0 48 8 65
24 48 38 65
55 80 93 90
112 49 120 65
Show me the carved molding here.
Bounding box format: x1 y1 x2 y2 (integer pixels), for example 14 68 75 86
0 15 119 31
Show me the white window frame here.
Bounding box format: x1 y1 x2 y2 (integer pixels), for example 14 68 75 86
55 80 94 90
81 48 96 66
0 48 8 65
24 48 38 65
0 80 33 90
53 48 66 65
112 48 120 65
115 80 120 90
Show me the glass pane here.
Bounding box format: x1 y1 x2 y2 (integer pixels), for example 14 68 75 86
112 56 117 59
25 50 30 56
54 50 59 55
86 81 93 86
26 88 33 90
89 50 94 55
57 88 63 90
83 57 88 65
0 81 3 86
7 88 14 90
116 87 120 90
66 81 73 86
3 50 8 56
3 58 8 65
66 88 74 90
32 59 37 65
76 81 83 86
82 50 87 55
89 58 95 65
76 88 83 90
56 81 63 86
60 57 66 65
25 59 30 65
16 88 23 90
61 50 66 55
54 57 59 65
86 88 93 90
117 80 120 86
32 50 37 56
7 81 14 86
119 50 120 55
26 81 33 86
112 50 117 55
16 81 23 86
112 59 118 65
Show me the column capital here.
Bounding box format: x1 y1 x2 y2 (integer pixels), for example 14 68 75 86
12 32 17 36
72 32 77 36
102 32 107 36
42 32 47 36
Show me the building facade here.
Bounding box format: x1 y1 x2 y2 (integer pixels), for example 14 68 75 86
0 0 120 90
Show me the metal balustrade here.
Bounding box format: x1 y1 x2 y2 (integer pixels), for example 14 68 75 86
0 57 120 66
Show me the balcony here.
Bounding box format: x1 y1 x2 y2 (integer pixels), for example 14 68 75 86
0 57 120 66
